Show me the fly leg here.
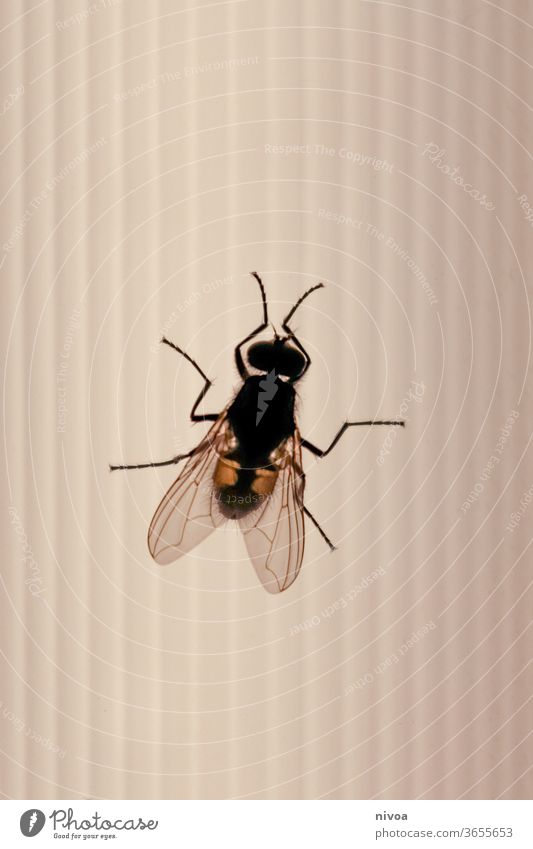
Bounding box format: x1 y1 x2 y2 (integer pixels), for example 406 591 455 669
303 505 336 552
109 448 196 472
160 336 219 422
282 282 324 381
301 420 405 457
300 419 404 548
109 338 220 471
234 272 269 379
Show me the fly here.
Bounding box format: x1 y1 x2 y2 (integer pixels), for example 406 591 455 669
110 273 404 593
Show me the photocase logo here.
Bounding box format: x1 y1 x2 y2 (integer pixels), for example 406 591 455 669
20 809 45 837
256 369 278 424
19 806 159 837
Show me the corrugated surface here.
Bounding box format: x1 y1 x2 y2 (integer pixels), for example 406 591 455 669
1 0 532 799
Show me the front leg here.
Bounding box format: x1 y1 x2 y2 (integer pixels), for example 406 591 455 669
234 272 269 379
161 337 219 422
302 419 405 458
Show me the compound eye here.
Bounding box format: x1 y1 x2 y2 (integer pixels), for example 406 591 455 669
277 345 306 378
247 341 273 371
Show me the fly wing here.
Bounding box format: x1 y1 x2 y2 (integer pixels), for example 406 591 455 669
148 414 228 564
238 434 305 593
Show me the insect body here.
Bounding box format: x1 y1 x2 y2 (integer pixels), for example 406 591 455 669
215 373 296 516
110 273 404 593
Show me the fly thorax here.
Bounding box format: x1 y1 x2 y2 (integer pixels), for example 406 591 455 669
256 369 278 425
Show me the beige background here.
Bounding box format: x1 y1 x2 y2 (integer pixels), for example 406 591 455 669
1 0 532 799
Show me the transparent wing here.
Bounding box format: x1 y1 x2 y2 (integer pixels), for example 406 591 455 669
239 433 305 593
148 414 228 564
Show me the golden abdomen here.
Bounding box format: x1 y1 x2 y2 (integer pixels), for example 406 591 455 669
250 466 278 498
213 457 240 489
213 457 279 518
